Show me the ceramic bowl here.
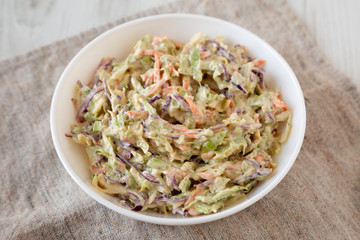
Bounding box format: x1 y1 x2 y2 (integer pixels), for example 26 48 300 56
50 14 306 225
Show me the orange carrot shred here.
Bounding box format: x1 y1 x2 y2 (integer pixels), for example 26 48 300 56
252 58 266 67
145 78 167 97
183 76 190 90
186 97 204 125
185 186 202 207
154 52 161 82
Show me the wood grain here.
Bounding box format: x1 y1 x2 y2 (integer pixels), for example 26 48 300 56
1 0 359 88
0 0 172 60
287 0 360 88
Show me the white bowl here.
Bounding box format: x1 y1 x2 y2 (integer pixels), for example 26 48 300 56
50 14 306 225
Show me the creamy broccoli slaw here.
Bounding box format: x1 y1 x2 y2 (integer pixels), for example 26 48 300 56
66 33 292 216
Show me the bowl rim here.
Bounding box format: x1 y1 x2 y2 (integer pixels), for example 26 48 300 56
50 13 306 225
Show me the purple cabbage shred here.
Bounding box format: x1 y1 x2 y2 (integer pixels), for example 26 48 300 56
234 168 271 184
76 87 104 122
93 155 106 166
231 82 247 94
119 139 132 148
242 158 262 168
103 78 111 102
148 94 161 104
207 40 237 63
266 112 275 122
252 68 265 89
116 152 163 185
220 63 230 82
125 191 145 211
174 94 190 110
104 172 126 184
76 80 83 88
161 96 172 118
88 76 100 88
152 195 189 204
103 58 114 69
196 180 213 187
209 122 227 130
220 89 232 99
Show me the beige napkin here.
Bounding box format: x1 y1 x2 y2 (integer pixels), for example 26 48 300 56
1 0 359 239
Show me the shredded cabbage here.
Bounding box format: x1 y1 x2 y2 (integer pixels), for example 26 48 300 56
67 33 292 216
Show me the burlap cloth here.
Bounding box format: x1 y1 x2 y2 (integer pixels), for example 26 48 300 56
1 0 359 239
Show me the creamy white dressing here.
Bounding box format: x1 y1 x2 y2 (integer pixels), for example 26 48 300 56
67 33 292 216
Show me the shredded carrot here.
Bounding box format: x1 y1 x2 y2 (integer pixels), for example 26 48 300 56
162 86 191 97
185 186 202 207
226 163 242 171
169 66 179 77
254 113 260 122
166 167 186 178
154 52 161 82
90 165 102 175
186 97 204 125
226 99 235 117
145 72 155 86
182 76 190 90
201 151 215 159
127 110 149 119
187 208 201 216
269 162 274 169
254 154 266 167
120 135 136 145
273 97 288 110
253 154 265 161
141 71 154 86
170 124 190 132
252 58 266 67
145 78 167 97
173 143 191 151
169 124 200 138
162 86 182 96
141 49 164 57
184 132 201 138
198 172 216 180
151 35 168 46
200 51 211 59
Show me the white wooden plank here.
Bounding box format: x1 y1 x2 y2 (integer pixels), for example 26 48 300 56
0 0 172 60
287 0 360 88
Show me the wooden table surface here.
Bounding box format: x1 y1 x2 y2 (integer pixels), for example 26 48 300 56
1 0 359 88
